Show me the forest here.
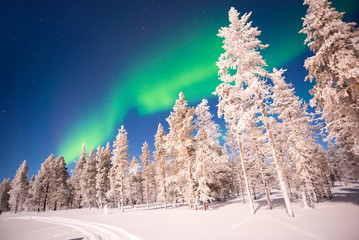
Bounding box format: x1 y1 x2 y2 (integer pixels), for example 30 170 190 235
0 0 358 218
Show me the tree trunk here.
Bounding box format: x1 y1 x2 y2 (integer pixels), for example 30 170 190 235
233 148 246 204
43 182 49 212
161 161 168 210
129 194 133 208
121 175 124 213
254 144 272 209
14 198 19 213
237 134 255 215
37 198 41 212
301 190 309 209
186 147 198 210
204 201 209 211
309 182 319 203
258 95 295 217
258 163 272 209
146 185 150 210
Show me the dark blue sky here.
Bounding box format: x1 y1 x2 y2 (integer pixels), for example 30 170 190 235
1 0 358 180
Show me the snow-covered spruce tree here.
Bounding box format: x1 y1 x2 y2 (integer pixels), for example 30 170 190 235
9 160 29 213
81 148 98 208
312 146 333 200
153 123 169 209
269 68 332 207
194 99 214 210
300 0 359 156
327 142 356 185
209 149 232 201
194 99 228 210
51 156 70 210
164 148 181 206
127 156 142 207
140 141 152 210
36 154 56 211
149 161 158 203
96 143 112 208
24 175 41 212
71 142 87 208
0 178 11 212
215 8 261 215
24 156 70 212
215 7 294 216
109 125 129 212
166 92 198 209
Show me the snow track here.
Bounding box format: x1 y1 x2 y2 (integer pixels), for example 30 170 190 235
10 216 141 240
264 216 322 240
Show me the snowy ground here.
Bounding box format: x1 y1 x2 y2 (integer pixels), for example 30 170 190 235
1 183 359 240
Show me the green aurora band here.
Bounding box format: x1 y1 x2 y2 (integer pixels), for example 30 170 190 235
57 1 359 164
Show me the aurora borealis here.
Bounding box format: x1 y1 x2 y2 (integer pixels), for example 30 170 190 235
1 0 358 179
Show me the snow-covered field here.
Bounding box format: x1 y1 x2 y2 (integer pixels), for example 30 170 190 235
1 183 358 240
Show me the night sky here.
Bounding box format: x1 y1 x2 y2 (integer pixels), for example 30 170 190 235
1 0 358 180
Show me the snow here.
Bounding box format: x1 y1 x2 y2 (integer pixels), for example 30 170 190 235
1 183 358 240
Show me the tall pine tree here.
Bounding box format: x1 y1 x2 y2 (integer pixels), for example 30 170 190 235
96 143 112 208
9 160 29 213
215 7 294 216
300 0 359 157
82 148 98 208
0 178 11 212
153 123 169 209
140 141 152 210
166 92 198 210
71 143 87 208
109 125 129 212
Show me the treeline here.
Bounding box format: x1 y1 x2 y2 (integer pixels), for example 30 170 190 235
1 0 358 217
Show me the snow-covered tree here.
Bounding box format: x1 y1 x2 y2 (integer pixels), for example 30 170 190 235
24 175 41 212
51 156 70 210
81 148 98 208
215 7 294 216
9 160 29 213
109 125 129 212
149 162 158 203
140 141 152 210
327 142 357 185
153 123 169 209
166 92 198 209
23 155 70 212
227 157 241 198
127 156 142 207
71 143 87 208
0 178 11 212
270 68 332 208
35 154 57 211
96 143 112 208
194 99 225 210
300 0 359 156
312 147 333 201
